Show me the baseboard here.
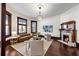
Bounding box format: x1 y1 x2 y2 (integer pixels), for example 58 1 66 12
51 36 60 40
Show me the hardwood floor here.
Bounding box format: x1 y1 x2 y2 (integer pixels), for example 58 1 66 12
45 40 79 56
6 39 79 56
6 46 22 56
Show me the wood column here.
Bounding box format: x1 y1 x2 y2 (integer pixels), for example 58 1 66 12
1 3 6 56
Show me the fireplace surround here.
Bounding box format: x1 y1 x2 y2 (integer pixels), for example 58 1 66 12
62 32 71 43
60 21 76 47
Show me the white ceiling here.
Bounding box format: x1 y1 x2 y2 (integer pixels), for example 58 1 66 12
7 3 78 18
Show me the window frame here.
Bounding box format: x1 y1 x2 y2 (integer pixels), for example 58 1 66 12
5 11 11 37
31 20 37 33
17 17 27 34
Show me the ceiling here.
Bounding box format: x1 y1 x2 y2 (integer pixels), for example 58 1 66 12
7 3 78 18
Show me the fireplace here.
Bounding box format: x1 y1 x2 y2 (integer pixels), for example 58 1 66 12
62 32 71 42
63 35 69 43
60 21 76 47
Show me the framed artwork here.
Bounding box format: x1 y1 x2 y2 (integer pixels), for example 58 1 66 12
31 21 37 33
43 25 53 32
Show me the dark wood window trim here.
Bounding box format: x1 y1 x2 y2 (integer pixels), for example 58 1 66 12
31 20 37 33
17 17 27 34
5 11 12 38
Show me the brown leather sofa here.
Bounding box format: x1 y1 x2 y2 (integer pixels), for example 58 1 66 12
18 33 33 42
6 33 33 46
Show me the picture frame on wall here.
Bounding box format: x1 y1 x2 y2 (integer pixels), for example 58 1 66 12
43 25 53 32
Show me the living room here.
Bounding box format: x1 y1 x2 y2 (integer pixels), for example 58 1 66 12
0 3 79 56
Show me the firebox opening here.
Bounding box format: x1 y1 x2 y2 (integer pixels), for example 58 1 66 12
63 35 69 43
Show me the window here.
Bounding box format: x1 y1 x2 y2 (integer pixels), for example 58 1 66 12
17 17 27 34
5 11 11 37
31 21 37 33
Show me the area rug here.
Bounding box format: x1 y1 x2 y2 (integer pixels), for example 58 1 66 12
11 39 53 56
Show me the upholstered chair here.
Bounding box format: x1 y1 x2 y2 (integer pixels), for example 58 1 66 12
45 34 51 41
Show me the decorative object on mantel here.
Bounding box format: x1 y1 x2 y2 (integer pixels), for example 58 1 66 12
59 20 77 47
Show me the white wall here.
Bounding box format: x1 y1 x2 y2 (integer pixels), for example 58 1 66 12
0 3 1 41
6 4 37 36
1 3 79 43
60 4 79 43
38 4 79 42
38 15 60 37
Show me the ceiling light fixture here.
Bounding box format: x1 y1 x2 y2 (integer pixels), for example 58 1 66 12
37 4 44 21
